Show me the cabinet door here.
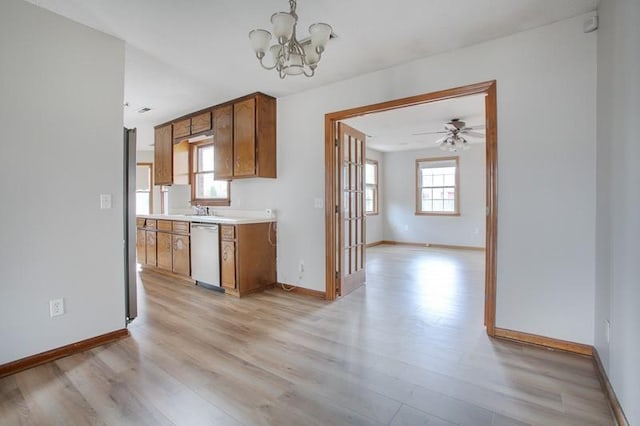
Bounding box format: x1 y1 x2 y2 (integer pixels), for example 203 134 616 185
172 235 190 276
145 231 157 266
214 105 233 179
191 111 211 134
173 118 191 140
221 240 236 289
154 124 173 185
136 229 146 264
233 98 256 177
157 232 172 271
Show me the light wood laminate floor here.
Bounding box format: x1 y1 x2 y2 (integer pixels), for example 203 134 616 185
1 245 612 425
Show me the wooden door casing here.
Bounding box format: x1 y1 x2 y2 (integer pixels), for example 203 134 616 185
214 105 234 179
337 122 366 297
233 98 256 177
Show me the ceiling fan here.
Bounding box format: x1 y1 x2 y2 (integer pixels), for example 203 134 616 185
413 118 485 151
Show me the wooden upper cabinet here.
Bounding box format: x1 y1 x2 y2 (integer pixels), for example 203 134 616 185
214 105 233 180
173 118 191 140
173 111 212 140
232 94 276 179
234 98 257 177
191 112 211 134
154 124 173 186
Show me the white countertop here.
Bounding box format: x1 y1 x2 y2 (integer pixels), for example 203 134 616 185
138 214 276 225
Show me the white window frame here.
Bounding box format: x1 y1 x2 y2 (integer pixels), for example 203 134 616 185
415 156 460 216
365 159 379 215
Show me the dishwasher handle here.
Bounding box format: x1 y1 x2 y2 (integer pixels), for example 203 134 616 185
192 224 219 232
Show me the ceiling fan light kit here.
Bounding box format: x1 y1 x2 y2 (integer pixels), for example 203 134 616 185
414 118 484 152
249 0 332 79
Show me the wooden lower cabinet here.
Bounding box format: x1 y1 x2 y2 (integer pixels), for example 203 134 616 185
220 240 236 290
157 232 172 271
220 223 276 297
136 229 146 264
145 231 157 267
172 234 190 276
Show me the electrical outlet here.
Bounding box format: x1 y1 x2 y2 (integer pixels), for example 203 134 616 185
50 298 65 317
298 261 304 273
605 320 610 343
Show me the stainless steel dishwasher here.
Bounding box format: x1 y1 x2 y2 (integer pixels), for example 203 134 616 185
190 223 220 289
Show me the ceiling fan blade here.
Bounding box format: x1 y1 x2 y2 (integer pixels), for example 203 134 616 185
434 136 448 144
461 130 485 138
463 124 485 130
412 130 448 136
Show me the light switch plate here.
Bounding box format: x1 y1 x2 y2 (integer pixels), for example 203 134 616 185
314 198 324 209
100 194 112 209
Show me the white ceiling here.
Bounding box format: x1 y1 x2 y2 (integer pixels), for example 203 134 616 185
24 0 597 149
343 94 485 152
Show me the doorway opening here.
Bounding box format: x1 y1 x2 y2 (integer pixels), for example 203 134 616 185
324 81 497 336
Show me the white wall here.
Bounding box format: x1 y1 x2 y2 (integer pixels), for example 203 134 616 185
0 0 126 364
365 148 384 244
227 13 597 344
595 0 640 423
383 145 485 247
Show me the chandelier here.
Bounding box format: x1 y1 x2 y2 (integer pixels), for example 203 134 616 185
249 0 332 79
439 134 470 152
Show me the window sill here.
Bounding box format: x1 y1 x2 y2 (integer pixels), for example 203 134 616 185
414 211 460 217
366 212 379 216
192 199 231 207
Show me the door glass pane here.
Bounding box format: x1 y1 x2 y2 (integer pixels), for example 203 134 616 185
350 137 356 162
356 139 362 163
343 219 349 245
343 135 349 160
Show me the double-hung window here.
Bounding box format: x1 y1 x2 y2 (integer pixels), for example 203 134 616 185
365 159 379 215
135 163 152 215
190 142 230 206
416 157 459 215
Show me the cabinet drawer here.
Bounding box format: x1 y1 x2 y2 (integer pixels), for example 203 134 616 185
173 221 190 234
220 225 235 240
157 220 172 231
145 219 157 229
136 218 145 228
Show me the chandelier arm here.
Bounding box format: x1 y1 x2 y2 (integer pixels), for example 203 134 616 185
258 56 277 70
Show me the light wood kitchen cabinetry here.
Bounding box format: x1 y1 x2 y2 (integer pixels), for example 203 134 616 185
173 111 212 140
145 231 157 267
154 124 173 186
232 94 276 179
213 105 233 180
156 231 172 271
154 92 276 186
220 223 276 297
136 229 146 264
137 219 190 278
172 234 190 276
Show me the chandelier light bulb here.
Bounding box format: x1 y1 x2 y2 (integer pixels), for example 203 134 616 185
249 0 333 79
